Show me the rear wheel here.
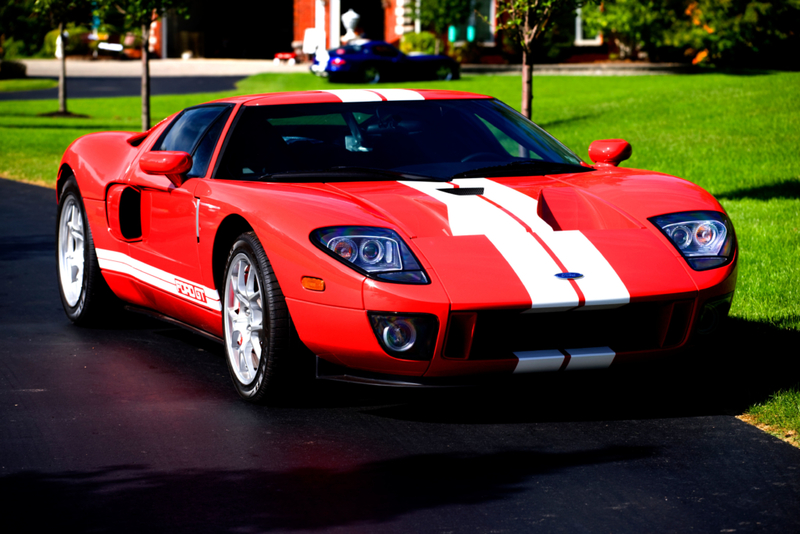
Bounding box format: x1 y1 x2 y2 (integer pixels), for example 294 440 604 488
362 65 381 84
435 65 454 81
56 176 115 325
222 232 291 403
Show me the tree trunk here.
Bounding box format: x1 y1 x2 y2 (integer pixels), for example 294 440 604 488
521 50 533 120
141 23 151 132
58 22 67 114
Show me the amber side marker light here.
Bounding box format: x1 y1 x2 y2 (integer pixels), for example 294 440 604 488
301 276 326 291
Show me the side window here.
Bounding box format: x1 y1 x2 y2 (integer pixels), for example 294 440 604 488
215 107 295 180
372 45 399 57
188 108 232 177
154 105 232 178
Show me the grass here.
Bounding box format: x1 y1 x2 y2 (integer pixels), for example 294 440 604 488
0 70 798 443
0 78 58 92
741 385 800 447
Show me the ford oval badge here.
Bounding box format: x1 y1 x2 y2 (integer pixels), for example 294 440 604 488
555 272 584 280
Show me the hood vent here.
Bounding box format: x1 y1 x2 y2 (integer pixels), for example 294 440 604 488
440 187 484 196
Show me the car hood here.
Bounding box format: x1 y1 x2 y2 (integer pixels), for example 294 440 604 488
326 169 718 310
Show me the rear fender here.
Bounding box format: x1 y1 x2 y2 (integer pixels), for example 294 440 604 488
58 132 143 201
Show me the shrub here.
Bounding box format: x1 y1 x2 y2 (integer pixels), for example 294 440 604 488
42 25 91 58
0 37 28 60
0 59 27 79
400 31 438 56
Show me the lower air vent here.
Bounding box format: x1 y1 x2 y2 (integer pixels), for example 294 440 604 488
444 300 695 361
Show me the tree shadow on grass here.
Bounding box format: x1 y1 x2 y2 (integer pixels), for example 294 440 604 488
537 113 598 130
38 110 90 119
0 122 126 130
717 179 800 201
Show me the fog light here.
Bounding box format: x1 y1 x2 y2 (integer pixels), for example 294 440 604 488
368 312 439 361
696 292 734 335
383 319 416 352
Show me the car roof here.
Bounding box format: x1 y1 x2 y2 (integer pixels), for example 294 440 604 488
209 90 493 107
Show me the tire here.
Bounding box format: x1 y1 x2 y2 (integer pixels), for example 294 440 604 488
56 176 116 325
362 65 381 84
222 232 292 403
435 64 454 81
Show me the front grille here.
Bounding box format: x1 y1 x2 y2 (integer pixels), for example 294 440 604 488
444 300 694 360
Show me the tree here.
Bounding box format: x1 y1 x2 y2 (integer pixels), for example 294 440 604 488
675 0 800 69
419 0 474 55
494 0 587 119
581 0 680 60
32 0 92 115
582 0 800 68
1 0 54 59
98 0 188 131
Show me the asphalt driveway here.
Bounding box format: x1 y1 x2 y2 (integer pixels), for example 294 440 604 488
1 177 799 533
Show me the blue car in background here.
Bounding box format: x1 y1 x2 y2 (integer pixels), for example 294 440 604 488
311 40 460 84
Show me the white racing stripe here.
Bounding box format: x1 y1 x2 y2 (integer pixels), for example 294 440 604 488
324 89 382 102
372 89 425 101
401 178 629 310
453 178 554 234
513 350 564 373
96 248 221 312
512 347 616 373
323 89 424 102
563 346 616 370
401 180 578 310
543 232 630 308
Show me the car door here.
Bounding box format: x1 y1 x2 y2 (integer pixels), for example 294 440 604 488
127 104 233 320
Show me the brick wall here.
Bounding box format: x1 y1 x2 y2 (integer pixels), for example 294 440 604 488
294 1 316 44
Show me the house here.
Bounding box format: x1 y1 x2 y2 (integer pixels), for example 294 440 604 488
291 1 606 64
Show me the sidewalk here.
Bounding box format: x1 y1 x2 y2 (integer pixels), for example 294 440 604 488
20 58 309 78
21 58 692 78
462 62 694 76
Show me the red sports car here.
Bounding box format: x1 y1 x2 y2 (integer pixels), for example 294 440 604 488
56 89 737 402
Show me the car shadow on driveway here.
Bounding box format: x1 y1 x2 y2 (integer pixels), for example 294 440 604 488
0 446 658 533
352 317 800 425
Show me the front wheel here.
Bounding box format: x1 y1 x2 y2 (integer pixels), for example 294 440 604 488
222 232 291 403
56 176 115 325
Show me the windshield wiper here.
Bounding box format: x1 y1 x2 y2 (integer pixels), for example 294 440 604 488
450 160 593 179
261 166 444 183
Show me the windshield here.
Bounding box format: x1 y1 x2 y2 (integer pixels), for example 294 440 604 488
214 99 587 182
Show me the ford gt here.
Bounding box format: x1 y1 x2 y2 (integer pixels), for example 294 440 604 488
56 89 737 402
311 41 459 83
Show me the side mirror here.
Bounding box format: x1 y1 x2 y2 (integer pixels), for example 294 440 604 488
588 139 632 167
139 151 193 187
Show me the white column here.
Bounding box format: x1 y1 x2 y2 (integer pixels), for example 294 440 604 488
329 0 341 47
315 0 327 48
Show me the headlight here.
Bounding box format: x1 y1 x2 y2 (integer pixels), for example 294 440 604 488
650 211 736 271
310 226 429 284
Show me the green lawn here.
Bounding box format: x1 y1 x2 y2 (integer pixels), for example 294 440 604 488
0 78 58 92
1 71 798 439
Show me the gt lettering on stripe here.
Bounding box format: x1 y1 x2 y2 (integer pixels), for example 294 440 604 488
95 248 221 311
175 279 207 304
